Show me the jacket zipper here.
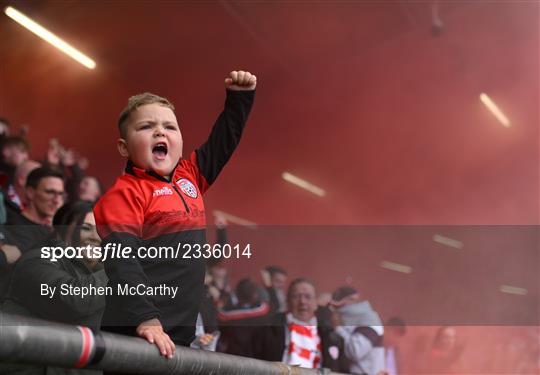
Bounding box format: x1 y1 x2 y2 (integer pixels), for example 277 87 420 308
171 183 190 213
139 166 190 214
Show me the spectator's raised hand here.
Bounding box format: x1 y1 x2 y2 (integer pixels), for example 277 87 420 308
317 292 332 306
78 157 89 170
47 138 61 166
61 148 76 167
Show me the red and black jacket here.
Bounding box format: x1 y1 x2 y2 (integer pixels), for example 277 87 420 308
94 89 254 345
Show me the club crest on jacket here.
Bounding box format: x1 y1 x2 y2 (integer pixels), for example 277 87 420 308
176 178 198 198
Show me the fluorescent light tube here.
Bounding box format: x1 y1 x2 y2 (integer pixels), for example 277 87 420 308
380 261 412 274
499 285 527 296
480 93 510 127
433 234 463 250
4 6 96 69
282 172 326 197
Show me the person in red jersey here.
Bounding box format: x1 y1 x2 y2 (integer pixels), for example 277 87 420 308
93 71 256 365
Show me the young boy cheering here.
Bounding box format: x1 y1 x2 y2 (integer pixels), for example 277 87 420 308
94 71 256 360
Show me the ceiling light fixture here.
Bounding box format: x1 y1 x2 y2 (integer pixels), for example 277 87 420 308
433 234 463 250
282 172 326 197
499 285 527 296
380 261 412 274
480 93 510 127
4 6 96 69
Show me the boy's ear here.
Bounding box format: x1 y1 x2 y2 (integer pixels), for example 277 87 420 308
117 138 129 158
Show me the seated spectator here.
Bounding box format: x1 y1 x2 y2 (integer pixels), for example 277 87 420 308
217 278 270 357
331 286 385 375
3 201 106 325
78 176 102 202
261 265 288 314
0 136 30 187
254 278 346 372
1 201 106 374
1 168 64 299
4 167 64 251
4 159 41 214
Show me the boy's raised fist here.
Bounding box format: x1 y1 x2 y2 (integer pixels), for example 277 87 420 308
225 70 257 91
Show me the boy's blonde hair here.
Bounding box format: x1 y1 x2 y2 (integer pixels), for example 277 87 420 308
118 92 175 138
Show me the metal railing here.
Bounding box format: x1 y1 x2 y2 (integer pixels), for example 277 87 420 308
0 311 346 374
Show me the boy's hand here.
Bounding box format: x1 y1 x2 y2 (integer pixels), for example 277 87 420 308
136 318 175 359
225 70 257 91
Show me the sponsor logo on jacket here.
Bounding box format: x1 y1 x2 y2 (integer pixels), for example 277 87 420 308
153 186 173 197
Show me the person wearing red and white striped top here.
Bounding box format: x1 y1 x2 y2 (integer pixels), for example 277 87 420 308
254 278 347 372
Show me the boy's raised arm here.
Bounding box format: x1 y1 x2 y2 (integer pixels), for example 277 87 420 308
192 70 256 191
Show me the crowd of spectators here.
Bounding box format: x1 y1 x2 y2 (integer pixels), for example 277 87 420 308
0 117 537 375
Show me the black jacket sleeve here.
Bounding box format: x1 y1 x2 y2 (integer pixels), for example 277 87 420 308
195 89 255 187
101 232 161 326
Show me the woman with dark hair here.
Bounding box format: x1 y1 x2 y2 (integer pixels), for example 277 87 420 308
1 201 106 374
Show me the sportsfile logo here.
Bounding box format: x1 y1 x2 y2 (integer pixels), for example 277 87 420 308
153 186 173 197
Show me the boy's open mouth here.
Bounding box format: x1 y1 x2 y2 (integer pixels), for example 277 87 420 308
152 142 168 160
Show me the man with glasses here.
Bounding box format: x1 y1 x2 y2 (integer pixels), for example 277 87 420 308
1 168 64 299
254 278 346 372
4 167 64 252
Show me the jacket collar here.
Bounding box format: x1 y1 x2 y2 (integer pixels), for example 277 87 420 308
124 160 178 182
